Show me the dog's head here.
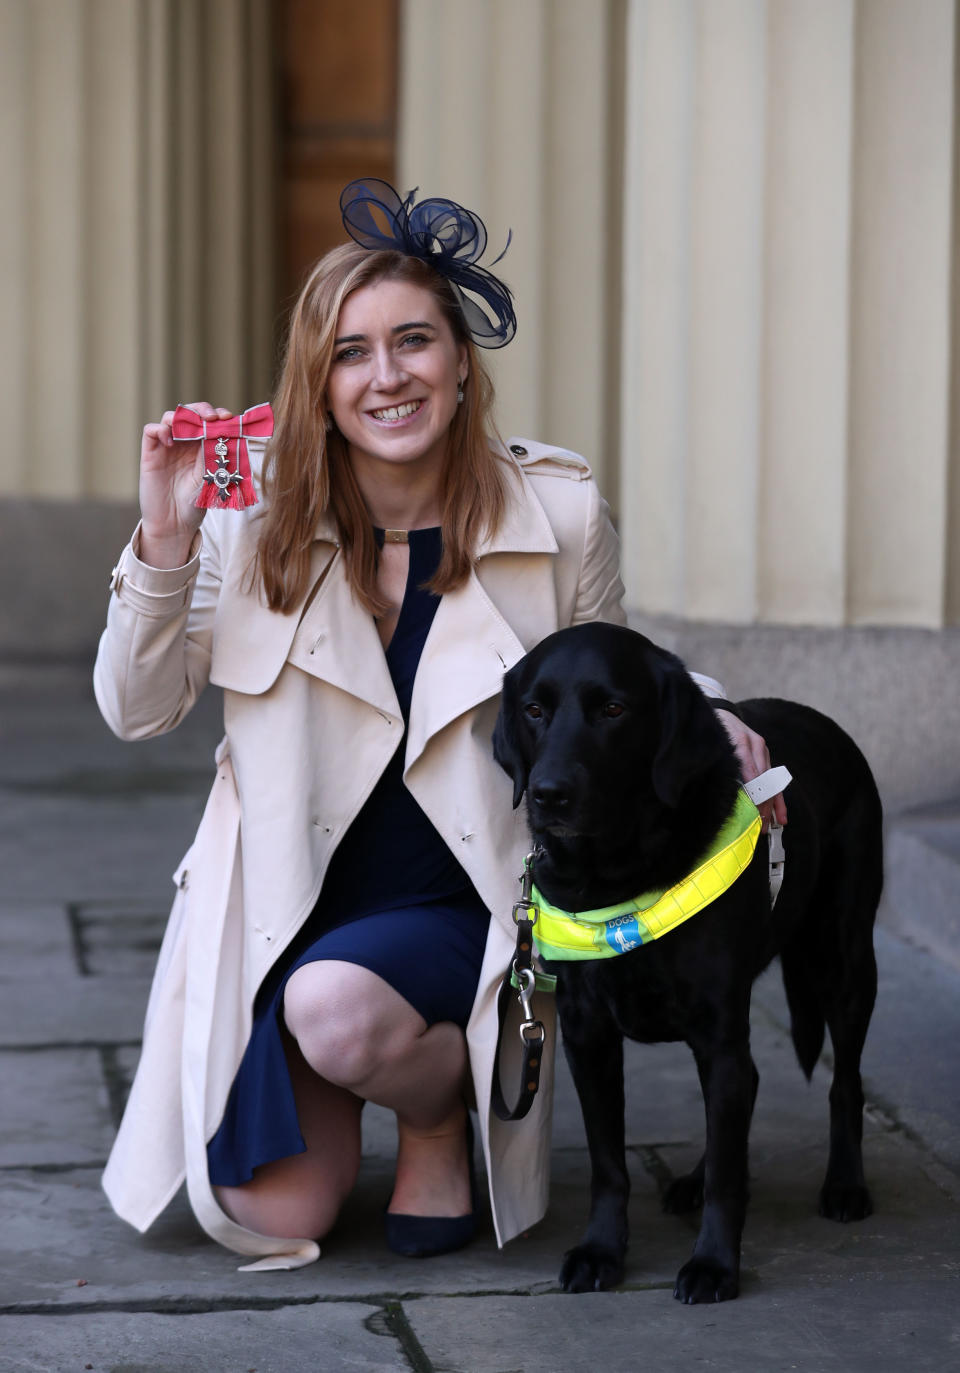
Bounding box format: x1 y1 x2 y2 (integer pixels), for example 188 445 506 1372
493 623 735 845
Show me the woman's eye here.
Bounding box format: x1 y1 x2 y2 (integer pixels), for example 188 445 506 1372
334 346 362 363
524 703 543 720
399 332 429 348
602 702 624 719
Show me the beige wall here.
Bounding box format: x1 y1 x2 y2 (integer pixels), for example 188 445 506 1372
0 0 276 505
2 0 957 634
400 0 959 629
398 0 624 498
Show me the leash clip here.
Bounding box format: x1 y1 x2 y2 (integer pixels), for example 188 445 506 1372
519 850 536 904
512 898 538 927
513 851 539 926
513 964 545 1046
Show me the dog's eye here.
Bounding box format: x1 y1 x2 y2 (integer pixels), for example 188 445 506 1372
524 703 544 720
602 702 625 719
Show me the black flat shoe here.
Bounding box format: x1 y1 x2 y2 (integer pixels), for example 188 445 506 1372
385 1115 477 1258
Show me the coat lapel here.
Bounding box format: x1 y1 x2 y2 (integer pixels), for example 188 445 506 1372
404 569 525 771
211 513 400 720
209 521 338 697
404 464 559 771
287 544 400 720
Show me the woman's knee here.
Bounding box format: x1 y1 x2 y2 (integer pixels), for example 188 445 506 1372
283 964 421 1088
291 1008 410 1089
215 1154 358 1241
215 1181 339 1242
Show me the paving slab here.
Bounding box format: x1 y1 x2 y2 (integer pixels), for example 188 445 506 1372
0 674 224 788
403 1284 960 1373
0 1049 113 1167
0 1156 598 1308
0 795 204 906
109 1049 140 1123
0 905 77 980
69 904 167 980
0 1302 405 1373
885 806 960 974
0 897 162 1048
0 675 219 909
0 974 152 1048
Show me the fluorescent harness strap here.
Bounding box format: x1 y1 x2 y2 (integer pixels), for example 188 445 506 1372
532 789 764 961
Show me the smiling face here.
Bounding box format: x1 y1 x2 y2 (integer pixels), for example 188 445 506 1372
326 276 469 486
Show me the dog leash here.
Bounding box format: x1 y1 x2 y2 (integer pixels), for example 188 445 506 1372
491 852 555 1122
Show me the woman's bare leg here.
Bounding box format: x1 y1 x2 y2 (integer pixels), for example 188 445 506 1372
214 1030 363 1239
283 960 472 1217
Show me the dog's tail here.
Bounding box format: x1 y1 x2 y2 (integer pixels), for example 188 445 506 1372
779 777 884 1083
779 942 826 1080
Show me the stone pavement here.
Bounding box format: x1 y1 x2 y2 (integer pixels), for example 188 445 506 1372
1 666 959 1373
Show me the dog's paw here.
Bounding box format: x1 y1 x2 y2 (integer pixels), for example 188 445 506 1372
819 1180 873 1222
559 1243 625 1293
673 1256 739 1304
662 1172 704 1214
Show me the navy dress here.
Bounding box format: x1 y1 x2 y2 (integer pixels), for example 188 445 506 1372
207 527 490 1186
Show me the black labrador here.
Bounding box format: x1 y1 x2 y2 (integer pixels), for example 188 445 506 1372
493 622 882 1303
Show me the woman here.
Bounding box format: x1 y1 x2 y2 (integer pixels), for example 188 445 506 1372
95 180 783 1269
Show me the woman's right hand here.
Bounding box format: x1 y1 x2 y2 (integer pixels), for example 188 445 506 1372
139 402 235 568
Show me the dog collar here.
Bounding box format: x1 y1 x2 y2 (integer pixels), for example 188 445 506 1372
531 788 763 961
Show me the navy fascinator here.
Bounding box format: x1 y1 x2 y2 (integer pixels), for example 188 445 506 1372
339 179 516 349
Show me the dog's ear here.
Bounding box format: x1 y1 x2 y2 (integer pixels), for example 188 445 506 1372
492 670 529 809
651 655 734 808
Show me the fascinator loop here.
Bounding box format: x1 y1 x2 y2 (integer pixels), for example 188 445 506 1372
339 178 517 349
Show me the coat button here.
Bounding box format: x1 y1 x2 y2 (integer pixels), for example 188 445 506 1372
510 444 527 457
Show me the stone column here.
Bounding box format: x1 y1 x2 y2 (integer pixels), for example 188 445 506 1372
619 0 957 628
846 0 957 626
398 0 622 492
0 0 276 504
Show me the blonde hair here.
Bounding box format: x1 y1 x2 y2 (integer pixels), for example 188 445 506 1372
256 244 509 615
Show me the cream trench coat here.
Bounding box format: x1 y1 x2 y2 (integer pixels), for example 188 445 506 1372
93 438 627 1269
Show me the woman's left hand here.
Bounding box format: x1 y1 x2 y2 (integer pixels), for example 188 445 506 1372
714 709 788 831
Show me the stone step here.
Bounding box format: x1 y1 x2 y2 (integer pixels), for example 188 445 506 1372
883 801 960 974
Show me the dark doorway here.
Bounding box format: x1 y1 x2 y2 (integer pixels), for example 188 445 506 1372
278 0 399 306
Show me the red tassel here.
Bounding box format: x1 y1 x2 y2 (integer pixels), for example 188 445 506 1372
194 444 258 510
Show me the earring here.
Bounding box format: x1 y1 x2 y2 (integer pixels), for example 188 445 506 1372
324 416 333 432
456 378 465 404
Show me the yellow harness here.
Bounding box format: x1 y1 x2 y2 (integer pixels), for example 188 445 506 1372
532 789 762 961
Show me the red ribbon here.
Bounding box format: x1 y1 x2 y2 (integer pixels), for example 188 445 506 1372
171 403 274 510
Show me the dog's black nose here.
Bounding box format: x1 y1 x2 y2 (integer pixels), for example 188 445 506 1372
532 780 571 812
